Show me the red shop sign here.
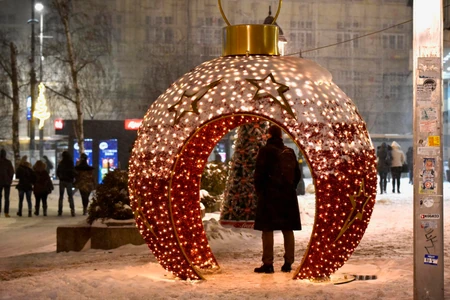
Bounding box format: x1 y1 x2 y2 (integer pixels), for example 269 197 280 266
54 119 64 130
124 119 143 130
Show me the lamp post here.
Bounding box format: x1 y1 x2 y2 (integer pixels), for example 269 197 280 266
28 0 38 164
35 2 44 82
35 2 45 159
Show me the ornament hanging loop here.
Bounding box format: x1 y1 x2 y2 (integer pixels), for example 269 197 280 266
218 0 282 26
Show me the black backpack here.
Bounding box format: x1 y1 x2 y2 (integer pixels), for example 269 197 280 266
276 146 297 186
385 150 392 167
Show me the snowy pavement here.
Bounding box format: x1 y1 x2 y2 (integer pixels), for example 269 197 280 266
0 178 449 299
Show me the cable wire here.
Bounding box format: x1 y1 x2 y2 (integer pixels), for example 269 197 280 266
286 19 412 57
287 3 450 57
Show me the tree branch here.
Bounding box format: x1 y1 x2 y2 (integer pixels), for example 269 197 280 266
0 89 12 100
44 84 76 104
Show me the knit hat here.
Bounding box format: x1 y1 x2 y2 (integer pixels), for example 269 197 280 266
268 125 282 138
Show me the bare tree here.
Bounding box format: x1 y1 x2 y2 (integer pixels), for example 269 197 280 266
0 31 23 163
46 0 112 154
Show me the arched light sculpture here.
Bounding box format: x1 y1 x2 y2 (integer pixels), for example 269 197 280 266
128 0 377 281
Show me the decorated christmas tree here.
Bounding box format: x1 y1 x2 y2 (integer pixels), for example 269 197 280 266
87 169 133 224
219 121 267 227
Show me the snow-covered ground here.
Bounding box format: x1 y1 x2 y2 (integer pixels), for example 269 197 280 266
0 177 449 300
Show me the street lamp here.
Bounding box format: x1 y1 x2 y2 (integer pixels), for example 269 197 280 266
35 2 44 82
28 0 38 164
35 2 48 159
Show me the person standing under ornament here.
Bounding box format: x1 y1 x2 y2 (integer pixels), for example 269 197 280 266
74 153 96 215
390 141 406 193
253 125 302 274
0 149 14 217
56 151 76 216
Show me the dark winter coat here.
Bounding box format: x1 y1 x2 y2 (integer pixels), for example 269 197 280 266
253 137 302 231
74 161 96 193
406 147 413 168
43 156 54 174
15 164 36 191
33 170 53 196
377 143 392 173
57 158 75 183
0 150 14 186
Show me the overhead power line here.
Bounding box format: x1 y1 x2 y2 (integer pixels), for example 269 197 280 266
286 19 413 57
287 3 450 57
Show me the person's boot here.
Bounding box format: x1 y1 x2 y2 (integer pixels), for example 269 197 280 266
4 213 10 218
254 264 274 274
58 199 63 216
71 209 75 217
379 182 383 194
83 207 87 216
281 263 292 273
28 211 32 217
34 208 39 216
16 211 22 217
43 207 47 217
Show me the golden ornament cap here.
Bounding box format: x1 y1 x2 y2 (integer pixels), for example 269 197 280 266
219 0 282 56
222 24 279 56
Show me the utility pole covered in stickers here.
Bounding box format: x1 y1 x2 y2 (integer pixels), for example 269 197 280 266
413 1 443 299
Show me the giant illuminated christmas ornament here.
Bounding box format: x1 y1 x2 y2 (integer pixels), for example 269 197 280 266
128 0 377 281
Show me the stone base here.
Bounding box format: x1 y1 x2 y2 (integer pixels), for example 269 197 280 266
56 225 91 253
91 224 145 250
56 219 145 252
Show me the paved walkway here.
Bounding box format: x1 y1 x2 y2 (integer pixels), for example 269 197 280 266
0 185 90 258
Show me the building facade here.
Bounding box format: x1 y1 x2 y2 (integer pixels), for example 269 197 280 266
0 0 425 162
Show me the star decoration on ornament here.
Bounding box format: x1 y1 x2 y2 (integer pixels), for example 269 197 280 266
246 73 297 120
335 179 371 242
168 79 222 125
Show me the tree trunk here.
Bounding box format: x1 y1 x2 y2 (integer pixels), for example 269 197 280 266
57 0 85 154
10 42 20 164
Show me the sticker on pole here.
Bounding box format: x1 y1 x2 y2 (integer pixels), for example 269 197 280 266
420 214 440 219
424 254 438 266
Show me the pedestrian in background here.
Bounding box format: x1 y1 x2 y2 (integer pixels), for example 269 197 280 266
0 149 14 217
33 160 53 216
42 155 54 178
15 156 36 217
377 142 391 194
56 151 75 216
253 125 302 274
74 153 95 215
390 141 406 193
406 146 413 185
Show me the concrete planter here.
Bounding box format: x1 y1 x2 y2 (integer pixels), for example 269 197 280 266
91 219 145 250
56 219 145 252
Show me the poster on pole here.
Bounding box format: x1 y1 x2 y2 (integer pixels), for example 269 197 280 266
419 107 438 132
417 57 440 107
419 158 437 194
